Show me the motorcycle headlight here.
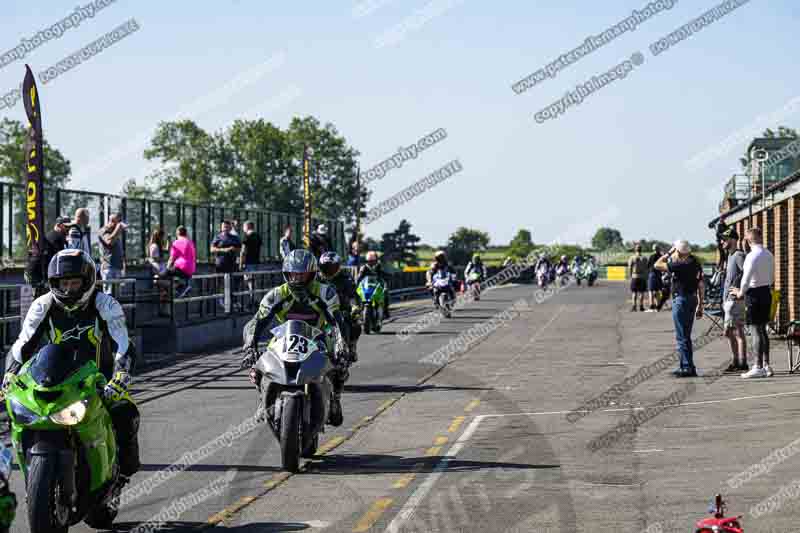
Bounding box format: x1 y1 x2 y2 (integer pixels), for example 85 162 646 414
49 400 88 426
9 398 41 425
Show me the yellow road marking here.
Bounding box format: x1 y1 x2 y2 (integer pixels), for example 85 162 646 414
393 472 417 489
263 471 291 489
448 416 466 433
464 399 480 412
377 398 398 412
434 436 449 446
425 446 442 456
207 496 257 524
318 436 346 455
353 498 394 532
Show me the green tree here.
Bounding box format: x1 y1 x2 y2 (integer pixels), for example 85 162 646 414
379 219 420 268
508 229 534 258
285 116 368 231
143 120 223 203
447 227 490 266
0 118 71 187
591 227 624 250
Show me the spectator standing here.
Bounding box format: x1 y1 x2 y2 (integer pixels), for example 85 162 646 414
98 213 127 294
25 216 71 296
309 224 331 259
211 220 241 305
66 208 93 258
279 225 295 260
720 228 748 373
627 244 649 311
645 245 663 311
655 240 704 377
211 220 242 274
240 221 263 305
346 241 363 267
230 219 240 237
731 227 775 378
147 228 167 277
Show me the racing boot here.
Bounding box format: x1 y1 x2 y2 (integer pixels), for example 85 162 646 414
328 393 343 427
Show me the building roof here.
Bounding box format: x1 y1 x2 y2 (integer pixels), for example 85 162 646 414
708 167 800 229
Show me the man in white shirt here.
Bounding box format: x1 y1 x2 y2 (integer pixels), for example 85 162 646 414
730 227 775 378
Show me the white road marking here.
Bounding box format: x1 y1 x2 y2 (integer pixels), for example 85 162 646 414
633 449 663 453
479 389 800 419
306 520 331 528
385 415 485 533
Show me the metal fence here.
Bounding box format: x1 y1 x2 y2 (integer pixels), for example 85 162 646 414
0 182 347 265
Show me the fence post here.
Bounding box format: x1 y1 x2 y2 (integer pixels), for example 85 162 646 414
224 274 232 314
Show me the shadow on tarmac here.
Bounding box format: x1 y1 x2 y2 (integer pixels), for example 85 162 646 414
138 463 282 473
303 453 560 475
111 521 310 532
344 383 490 394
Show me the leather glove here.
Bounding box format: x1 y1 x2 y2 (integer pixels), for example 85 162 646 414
102 371 131 402
0 374 16 402
240 346 259 370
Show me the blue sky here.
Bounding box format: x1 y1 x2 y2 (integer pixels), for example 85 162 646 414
0 0 796 247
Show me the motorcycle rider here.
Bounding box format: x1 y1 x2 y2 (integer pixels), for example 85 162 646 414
356 251 390 318
464 253 486 299
571 255 584 286
2 249 140 479
426 251 456 305
319 252 361 362
534 253 552 286
241 249 351 426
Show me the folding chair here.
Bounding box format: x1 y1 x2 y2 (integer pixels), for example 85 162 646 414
787 320 800 373
702 271 725 336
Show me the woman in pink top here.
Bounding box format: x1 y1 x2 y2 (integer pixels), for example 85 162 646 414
164 226 196 279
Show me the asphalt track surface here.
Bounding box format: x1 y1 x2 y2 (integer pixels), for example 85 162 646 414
8 281 800 532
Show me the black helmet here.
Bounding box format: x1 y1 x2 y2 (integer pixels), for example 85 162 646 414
319 252 341 280
282 249 318 297
47 249 97 311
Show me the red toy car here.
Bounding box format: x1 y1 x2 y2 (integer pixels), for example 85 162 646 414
695 494 743 533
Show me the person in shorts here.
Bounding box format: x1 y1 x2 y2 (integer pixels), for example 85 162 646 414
627 244 648 311
731 227 775 378
646 244 663 311
720 228 747 372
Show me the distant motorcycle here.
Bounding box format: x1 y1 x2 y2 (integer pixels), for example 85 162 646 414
583 262 598 287
357 275 386 334
249 320 338 473
536 264 550 288
555 264 570 287
466 271 482 301
572 263 584 287
431 271 456 318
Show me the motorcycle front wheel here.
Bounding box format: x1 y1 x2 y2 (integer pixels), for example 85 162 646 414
280 396 303 473
27 455 70 533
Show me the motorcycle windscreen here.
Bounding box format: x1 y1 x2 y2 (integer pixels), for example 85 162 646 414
28 346 84 387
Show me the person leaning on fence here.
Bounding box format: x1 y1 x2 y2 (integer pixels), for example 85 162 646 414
730 227 775 379
98 213 127 295
655 240 704 378
147 228 167 277
160 226 196 298
279 225 296 260
720 227 748 373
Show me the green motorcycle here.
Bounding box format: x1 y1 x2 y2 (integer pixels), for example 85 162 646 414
357 276 386 334
4 345 125 533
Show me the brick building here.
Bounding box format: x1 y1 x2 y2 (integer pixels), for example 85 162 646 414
710 137 800 330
